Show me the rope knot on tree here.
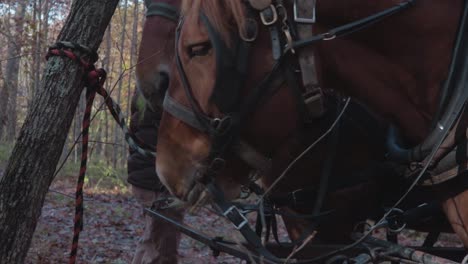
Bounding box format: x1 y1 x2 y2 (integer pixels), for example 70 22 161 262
45 39 155 264
46 41 106 91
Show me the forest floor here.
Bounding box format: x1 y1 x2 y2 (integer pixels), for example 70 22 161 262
18 174 464 264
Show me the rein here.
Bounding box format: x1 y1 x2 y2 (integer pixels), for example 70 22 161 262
290 0 416 50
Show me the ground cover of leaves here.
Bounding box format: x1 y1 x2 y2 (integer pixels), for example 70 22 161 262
25 177 463 264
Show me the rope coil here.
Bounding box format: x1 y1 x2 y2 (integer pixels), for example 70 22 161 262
46 41 155 264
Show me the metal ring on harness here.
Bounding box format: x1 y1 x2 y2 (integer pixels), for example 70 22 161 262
260 5 278 25
323 32 337 41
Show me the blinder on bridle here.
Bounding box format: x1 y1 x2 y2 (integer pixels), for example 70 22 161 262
141 1 179 110
164 3 301 184
165 11 255 181
144 0 179 21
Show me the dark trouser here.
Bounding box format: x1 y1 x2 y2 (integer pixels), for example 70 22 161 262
131 186 184 264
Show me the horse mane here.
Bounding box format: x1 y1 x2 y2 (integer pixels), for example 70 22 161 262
181 0 248 44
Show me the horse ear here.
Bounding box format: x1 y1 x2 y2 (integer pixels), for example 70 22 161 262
248 0 272 10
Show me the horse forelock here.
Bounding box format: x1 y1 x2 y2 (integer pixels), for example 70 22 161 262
181 0 247 46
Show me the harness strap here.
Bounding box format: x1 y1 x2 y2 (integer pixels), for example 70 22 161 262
144 208 277 263
163 94 209 132
282 56 311 123
145 2 179 21
232 141 272 174
388 0 468 163
291 0 416 50
206 182 283 262
264 10 283 60
312 100 341 215
163 92 276 175
294 0 324 118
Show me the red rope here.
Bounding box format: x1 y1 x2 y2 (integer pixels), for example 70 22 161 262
46 43 106 264
46 42 153 263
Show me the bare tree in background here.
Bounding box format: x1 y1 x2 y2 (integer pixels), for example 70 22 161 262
0 2 27 141
113 0 129 168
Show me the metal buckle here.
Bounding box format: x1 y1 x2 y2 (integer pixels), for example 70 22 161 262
283 28 295 54
294 0 316 23
323 32 336 41
260 5 278 26
386 208 406 233
223 205 249 230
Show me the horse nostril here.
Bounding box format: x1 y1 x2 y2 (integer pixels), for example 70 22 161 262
157 72 170 98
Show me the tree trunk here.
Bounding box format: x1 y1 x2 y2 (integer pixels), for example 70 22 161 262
124 0 140 164
0 2 26 141
0 63 9 141
0 0 119 263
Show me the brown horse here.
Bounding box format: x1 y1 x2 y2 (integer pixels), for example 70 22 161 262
137 0 181 112
154 0 468 256
138 0 394 252
132 0 183 263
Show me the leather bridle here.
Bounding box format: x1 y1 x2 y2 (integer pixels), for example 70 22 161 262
146 1 436 262
163 0 417 194
169 12 275 185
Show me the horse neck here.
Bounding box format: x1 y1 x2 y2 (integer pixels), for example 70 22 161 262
314 0 463 144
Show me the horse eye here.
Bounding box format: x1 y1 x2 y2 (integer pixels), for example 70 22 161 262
187 42 212 58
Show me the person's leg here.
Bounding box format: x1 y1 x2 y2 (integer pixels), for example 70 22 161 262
132 185 184 264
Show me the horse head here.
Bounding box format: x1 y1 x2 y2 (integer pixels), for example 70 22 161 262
156 0 305 203
136 0 181 111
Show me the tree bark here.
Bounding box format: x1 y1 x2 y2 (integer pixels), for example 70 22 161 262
0 0 119 263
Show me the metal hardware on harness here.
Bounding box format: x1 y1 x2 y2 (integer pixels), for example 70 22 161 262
277 4 295 54
304 89 325 117
144 208 271 263
223 205 249 230
241 18 259 42
260 5 278 26
323 32 337 41
294 0 316 23
385 208 407 233
283 29 295 54
291 188 303 207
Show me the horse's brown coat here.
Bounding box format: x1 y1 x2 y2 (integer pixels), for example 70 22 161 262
152 0 468 248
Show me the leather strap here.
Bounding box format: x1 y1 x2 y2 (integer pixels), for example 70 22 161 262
145 2 179 21
260 6 282 60
232 141 272 174
206 182 283 262
163 94 209 133
295 0 324 118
